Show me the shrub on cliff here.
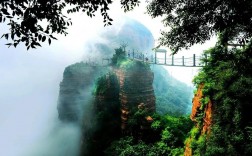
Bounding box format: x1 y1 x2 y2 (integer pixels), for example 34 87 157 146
191 38 252 155
105 113 193 156
111 47 127 67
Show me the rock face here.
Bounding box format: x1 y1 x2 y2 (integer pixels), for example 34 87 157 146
115 61 156 130
81 72 121 156
57 60 156 155
78 61 156 155
202 100 212 134
184 139 193 156
57 62 107 122
184 84 212 156
190 84 204 122
190 84 212 134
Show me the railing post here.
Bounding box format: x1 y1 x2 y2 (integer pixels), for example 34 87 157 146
172 55 174 66
204 54 207 66
182 56 184 66
143 54 145 61
133 51 135 59
165 52 167 64
155 51 157 64
193 54 196 66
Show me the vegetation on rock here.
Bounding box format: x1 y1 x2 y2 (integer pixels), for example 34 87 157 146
105 112 193 156
152 65 193 116
188 36 252 155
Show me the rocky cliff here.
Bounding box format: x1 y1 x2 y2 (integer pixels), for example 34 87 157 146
57 62 107 122
190 84 212 134
81 72 121 156
116 60 156 130
184 84 212 156
80 60 156 155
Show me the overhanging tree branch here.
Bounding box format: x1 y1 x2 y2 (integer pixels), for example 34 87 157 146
0 0 140 49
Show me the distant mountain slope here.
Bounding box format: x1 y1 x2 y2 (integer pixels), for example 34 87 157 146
57 62 108 122
152 65 193 116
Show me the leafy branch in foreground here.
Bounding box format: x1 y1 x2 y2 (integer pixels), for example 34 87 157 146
0 0 140 49
147 0 252 53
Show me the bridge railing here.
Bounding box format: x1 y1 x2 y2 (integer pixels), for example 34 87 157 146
126 51 206 67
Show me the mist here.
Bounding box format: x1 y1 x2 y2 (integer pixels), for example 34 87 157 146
0 12 154 155
0 5 109 155
0 41 83 156
0 1 214 155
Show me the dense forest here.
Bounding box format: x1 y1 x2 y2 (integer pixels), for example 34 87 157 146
188 36 252 156
152 66 192 116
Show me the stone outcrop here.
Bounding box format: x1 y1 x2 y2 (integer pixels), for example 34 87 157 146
79 61 156 155
190 84 204 122
57 62 107 122
57 60 156 155
184 84 212 156
202 100 212 134
81 72 121 156
115 61 156 130
184 139 192 156
190 84 212 134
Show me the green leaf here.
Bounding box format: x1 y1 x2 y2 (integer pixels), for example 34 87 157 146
11 33 14 40
31 43 36 48
48 38 51 45
14 42 18 47
4 34 8 40
17 31 21 37
38 34 42 41
49 35 57 40
42 36 46 42
35 42 41 47
1 8 10 15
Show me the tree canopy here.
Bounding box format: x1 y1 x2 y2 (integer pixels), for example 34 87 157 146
0 0 140 49
1 0 252 51
147 0 252 53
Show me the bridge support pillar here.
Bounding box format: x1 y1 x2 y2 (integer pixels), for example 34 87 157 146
193 54 196 66
172 55 174 65
182 56 184 66
204 54 207 66
164 52 167 64
155 51 157 64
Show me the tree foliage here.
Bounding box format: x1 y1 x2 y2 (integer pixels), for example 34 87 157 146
192 38 252 155
111 47 126 66
105 113 193 156
2 1 252 52
147 0 252 53
152 65 193 116
0 0 140 49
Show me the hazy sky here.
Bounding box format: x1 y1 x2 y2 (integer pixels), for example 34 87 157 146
0 1 217 156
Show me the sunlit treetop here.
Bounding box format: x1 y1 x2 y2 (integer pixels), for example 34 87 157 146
147 0 252 53
0 0 140 49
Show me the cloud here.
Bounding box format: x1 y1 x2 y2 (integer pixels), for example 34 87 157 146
0 1 217 155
